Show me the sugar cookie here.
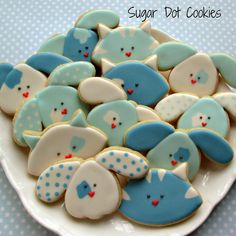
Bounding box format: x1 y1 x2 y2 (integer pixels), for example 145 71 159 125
75 10 120 30
26 52 71 75
13 86 89 147
48 62 96 86
78 77 160 146
155 42 236 97
0 63 47 115
92 21 159 65
155 93 236 137
125 121 233 180
36 147 149 220
24 110 107 176
38 28 98 62
102 55 169 106
119 164 202 226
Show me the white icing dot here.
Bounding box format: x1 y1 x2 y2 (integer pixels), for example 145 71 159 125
34 112 39 117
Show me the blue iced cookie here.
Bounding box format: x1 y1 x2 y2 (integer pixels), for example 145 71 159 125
93 21 159 65
78 77 160 146
120 165 202 226
26 53 71 75
13 86 89 147
103 55 169 106
38 28 98 62
125 121 233 180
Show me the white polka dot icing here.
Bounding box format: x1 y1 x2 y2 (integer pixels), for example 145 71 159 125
36 161 81 203
48 61 96 86
155 93 199 122
96 148 149 178
213 92 236 120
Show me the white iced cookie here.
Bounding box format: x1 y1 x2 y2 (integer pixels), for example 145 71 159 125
0 63 47 115
155 92 236 138
65 160 120 219
36 147 149 220
24 110 107 176
155 42 236 97
36 160 81 202
78 77 127 104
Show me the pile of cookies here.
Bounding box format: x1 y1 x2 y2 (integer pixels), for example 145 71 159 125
0 9 235 226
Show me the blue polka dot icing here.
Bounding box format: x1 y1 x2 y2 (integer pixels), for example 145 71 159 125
95 148 149 178
68 166 73 171
109 164 114 169
63 183 68 189
102 158 106 163
36 161 80 203
56 173 61 177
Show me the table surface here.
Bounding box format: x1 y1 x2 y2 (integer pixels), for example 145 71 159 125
0 0 236 235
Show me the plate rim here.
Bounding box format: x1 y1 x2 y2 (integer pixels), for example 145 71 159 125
1 148 236 236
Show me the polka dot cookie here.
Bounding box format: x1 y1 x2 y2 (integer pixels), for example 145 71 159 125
36 160 81 203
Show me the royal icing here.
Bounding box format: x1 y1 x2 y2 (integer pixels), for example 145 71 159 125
48 62 96 86
13 86 89 146
169 53 218 97
188 129 234 164
78 77 127 104
36 161 81 202
177 97 230 137
155 42 236 97
26 52 71 75
102 55 169 106
65 160 121 219
155 93 199 122
125 121 233 178
213 93 236 120
25 110 107 176
92 21 159 65
119 165 202 226
75 10 120 29
96 147 149 178
0 63 47 115
79 77 159 146
147 132 201 180
38 28 98 62
125 121 175 152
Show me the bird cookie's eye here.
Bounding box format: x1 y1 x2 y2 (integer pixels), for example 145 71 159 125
120 48 124 52
146 194 151 199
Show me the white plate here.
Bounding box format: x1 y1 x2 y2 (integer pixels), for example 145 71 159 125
1 88 236 236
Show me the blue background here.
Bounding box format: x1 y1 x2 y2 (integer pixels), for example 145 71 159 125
0 0 236 235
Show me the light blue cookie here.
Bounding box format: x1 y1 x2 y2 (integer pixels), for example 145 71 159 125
120 167 202 226
13 86 89 146
38 28 98 62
